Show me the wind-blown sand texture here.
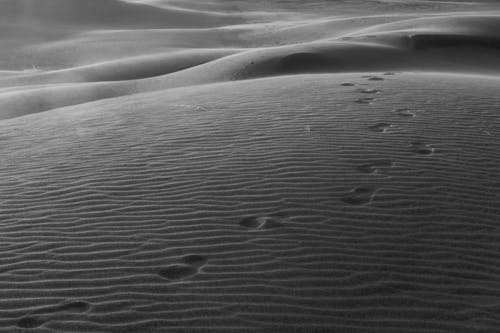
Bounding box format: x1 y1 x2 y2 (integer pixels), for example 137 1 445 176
1 0 500 332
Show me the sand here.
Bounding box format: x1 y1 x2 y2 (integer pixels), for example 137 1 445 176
1 0 500 332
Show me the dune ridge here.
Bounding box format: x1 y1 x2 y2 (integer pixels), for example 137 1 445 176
2 9 500 120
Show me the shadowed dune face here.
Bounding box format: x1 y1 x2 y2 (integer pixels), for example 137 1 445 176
410 34 500 50
276 52 333 74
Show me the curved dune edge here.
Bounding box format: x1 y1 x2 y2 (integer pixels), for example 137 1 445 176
2 13 500 120
0 49 239 88
1 72 500 331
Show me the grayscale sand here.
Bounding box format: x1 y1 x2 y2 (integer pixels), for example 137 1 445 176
1 0 500 332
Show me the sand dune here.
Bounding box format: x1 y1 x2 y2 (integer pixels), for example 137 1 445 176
0 49 238 87
2 16 500 120
2 10 500 119
1 0 500 332
1 72 500 332
0 0 241 28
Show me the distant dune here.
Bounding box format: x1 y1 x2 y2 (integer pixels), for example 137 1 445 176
1 8 500 119
0 0 241 28
1 1 500 332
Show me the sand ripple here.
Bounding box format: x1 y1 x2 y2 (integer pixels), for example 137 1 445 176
0 73 499 331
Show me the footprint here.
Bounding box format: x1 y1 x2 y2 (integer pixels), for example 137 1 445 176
182 254 208 267
358 88 380 94
341 82 355 86
32 300 91 316
395 108 416 117
367 76 384 81
55 301 91 313
354 97 375 104
357 160 394 174
369 122 392 133
240 216 283 230
384 72 396 76
17 316 46 329
159 254 208 281
410 142 434 155
342 187 376 205
158 264 198 280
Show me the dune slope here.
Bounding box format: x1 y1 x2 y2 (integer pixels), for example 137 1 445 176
1 72 500 332
2 11 500 120
0 0 241 28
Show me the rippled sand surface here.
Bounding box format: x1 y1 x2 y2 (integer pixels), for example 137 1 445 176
1 1 500 332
